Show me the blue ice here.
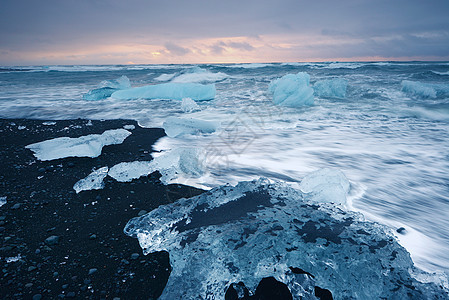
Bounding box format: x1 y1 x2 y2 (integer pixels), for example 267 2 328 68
269 72 314 107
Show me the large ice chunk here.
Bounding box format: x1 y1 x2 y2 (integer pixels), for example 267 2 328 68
83 75 131 100
269 72 314 107
155 67 228 84
26 129 131 161
108 148 205 184
313 78 348 99
163 117 219 138
125 178 448 299
299 168 350 206
401 80 449 99
111 83 216 101
181 97 201 113
73 167 109 193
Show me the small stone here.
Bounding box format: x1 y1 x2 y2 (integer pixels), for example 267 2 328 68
88 268 97 275
32 294 42 300
35 249 41 254
11 203 21 209
66 291 76 298
396 227 407 234
38 168 46 173
45 235 59 246
25 283 33 288
67 162 75 168
53 272 59 277
130 253 139 260
89 234 97 240
28 266 37 272
62 284 69 289
138 210 147 217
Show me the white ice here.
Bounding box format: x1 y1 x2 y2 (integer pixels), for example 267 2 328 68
0 196 6 207
269 72 314 107
26 129 131 161
73 167 109 193
181 97 201 113
111 82 216 101
163 117 219 138
108 161 153 183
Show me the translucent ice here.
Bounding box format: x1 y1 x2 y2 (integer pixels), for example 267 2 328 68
108 161 153 183
26 129 131 161
108 148 205 184
163 117 219 138
401 80 449 99
269 72 314 107
299 168 350 206
125 178 448 299
313 78 348 99
111 83 216 101
73 167 109 193
155 67 228 84
181 97 201 113
83 75 131 100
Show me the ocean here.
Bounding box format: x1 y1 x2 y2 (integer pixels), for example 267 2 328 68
1 62 449 297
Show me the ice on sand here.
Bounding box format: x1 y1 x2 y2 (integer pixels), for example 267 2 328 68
26 129 131 161
111 82 216 101
125 178 448 300
269 72 314 107
163 117 219 137
73 167 109 193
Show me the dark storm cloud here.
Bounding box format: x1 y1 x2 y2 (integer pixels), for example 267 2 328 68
0 0 449 63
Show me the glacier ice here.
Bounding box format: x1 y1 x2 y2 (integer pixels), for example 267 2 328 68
83 75 131 100
111 82 216 101
181 97 201 113
108 161 153 183
163 117 219 138
401 80 449 99
108 148 205 185
155 67 228 84
73 167 109 193
313 78 348 99
125 178 449 300
26 129 131 161
269 72 314 107
299 168 350 206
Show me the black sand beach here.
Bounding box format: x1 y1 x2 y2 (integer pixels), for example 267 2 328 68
0 119 204 299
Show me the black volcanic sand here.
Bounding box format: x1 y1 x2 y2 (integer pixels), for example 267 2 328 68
0 119 204 299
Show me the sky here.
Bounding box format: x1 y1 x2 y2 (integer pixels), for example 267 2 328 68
1 0 449 65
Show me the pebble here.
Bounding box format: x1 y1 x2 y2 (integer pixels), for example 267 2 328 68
130 253 139 260
28 266 37 272
11 203 21 209
88 268 97 275
89 234 97 240
138 210 147 216
32 294 42 300
45 235 59 246
66 291 76 298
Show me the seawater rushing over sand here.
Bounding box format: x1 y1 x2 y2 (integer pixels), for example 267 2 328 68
1 62 449 277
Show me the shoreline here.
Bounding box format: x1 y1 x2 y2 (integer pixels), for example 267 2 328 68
0 118 204 299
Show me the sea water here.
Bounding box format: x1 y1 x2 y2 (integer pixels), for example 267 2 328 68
1 62 449 277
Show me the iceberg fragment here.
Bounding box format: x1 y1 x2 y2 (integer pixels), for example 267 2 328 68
111 83 216 101
163 117 219 138
299 168 350 206
313 78 348 99
26 129 131 161
181 97 201 113
155 67 228 83
125 178 448 300
108 148 205 184
269 72 314 107
73 167 109 193
401 80 449 99
0 196 6 207
83 75 131 100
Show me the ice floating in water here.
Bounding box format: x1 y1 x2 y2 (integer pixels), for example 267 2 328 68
163 117 219 138
0 196 6 207
73 167 109 193
111 82 216 101
313 78 348 99
108 148 205 184
299 168 350 206
171 67 228 83
26 129 131 161
125 178 449 300
83 75 131 100
401 80 449 99
181 97 201 113
269 72 314 107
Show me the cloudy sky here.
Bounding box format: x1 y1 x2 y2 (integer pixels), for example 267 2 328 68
1 0 448 65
